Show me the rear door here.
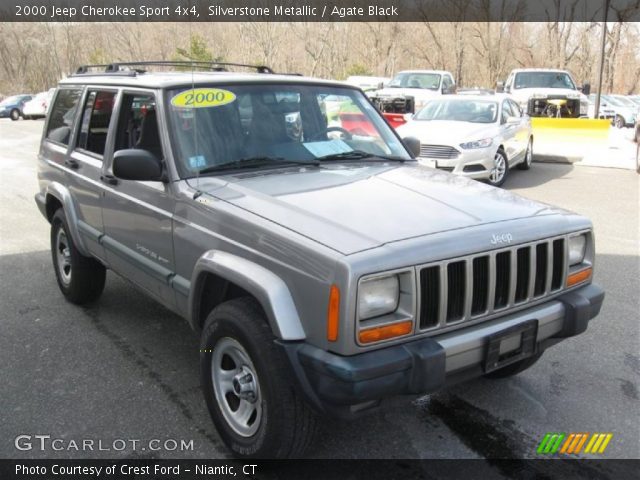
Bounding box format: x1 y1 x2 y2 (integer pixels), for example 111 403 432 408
62 87 118 260
101 90 176 309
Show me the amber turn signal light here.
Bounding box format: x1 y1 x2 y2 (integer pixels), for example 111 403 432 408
327 284 340 342
359 320 413 344
567 267 592 287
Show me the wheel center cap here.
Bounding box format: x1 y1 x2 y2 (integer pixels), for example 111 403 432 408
232 366 257 403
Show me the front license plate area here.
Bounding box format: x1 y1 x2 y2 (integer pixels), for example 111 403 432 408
484 320 538 374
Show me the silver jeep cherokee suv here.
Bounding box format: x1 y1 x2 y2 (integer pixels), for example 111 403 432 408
35 62 605 458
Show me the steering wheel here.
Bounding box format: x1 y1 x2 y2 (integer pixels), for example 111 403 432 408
310 126 352 141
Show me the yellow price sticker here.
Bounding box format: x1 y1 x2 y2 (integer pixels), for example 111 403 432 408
171 88 236 108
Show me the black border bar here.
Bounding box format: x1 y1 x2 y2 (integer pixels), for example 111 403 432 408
2 0 640 22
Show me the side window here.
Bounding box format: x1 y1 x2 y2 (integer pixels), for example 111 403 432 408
501 101 513 123
77 90 116 157
45 88 82 145
509 100 522 117
115 93 162 160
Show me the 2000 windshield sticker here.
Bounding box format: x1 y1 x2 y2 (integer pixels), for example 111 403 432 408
171 88 236 108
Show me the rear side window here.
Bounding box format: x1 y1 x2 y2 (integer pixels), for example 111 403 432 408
46 88 82 145
77 90 116 157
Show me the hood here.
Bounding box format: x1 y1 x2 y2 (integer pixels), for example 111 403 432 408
509 88 587 103
193 164 565 255
397 120 497 146
375 87 440 100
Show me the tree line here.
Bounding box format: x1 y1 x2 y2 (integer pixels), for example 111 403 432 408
0 21 638 95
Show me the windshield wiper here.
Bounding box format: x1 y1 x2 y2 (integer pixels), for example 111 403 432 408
318 150 406 162
197 156 319 175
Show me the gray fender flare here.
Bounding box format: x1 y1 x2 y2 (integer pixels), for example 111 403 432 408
188 250 306 341
45 182 90 256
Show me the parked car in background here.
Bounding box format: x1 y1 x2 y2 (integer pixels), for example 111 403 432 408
369 70 456 114
0 94 33 120
23 88 55 119
601 95 637 128
587 94 616 120
397 94 533 187
498 68 589 118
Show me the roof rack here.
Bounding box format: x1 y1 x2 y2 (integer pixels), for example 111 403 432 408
73 61 274 76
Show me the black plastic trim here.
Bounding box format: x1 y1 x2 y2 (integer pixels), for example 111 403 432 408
280 282 604 418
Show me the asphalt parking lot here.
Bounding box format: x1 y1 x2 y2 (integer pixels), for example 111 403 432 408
0 119 638 469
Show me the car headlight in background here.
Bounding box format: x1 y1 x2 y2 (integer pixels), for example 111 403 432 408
568 234 587 266
460 138 493 149
358 275 400 319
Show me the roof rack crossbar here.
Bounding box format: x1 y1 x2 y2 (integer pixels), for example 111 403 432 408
74 61 274 76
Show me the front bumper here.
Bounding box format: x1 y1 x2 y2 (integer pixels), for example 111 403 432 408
419 147 495 180
282 283 604 417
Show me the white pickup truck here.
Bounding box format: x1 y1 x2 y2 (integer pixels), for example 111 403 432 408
369 70 456 114
498 68 589 118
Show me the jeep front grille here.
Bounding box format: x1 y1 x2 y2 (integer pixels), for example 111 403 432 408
420 144 460 159
418 238 566 330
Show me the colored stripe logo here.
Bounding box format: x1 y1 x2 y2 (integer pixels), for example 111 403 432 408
537 433 613 455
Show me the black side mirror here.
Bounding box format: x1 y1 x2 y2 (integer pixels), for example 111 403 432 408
403 136 421 158
581 83 591 96
112 149 163 182
496 81 505 93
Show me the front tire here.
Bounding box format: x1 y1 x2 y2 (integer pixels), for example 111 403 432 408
517 138 533 170
50 209 106 304
200 298 317 458
487 148 509 187
614 115 625 129
10 109 20 121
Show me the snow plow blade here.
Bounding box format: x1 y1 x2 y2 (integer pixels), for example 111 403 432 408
532 118 611 161
532 118 610 143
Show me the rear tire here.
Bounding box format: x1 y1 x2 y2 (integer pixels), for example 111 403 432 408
517 138 533 170
10 109 19 121
50 209 106 304
484 352 543 379
614 115 625 129
200 298 317 458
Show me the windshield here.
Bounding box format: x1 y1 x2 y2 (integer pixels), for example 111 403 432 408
514 72 576 90
1 95 25 105
388 73 441 90
602 95 624 107
612 96 636 107
166 84 410 178
414 99 498 123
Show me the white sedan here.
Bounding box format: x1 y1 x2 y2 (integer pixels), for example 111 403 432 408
22 88 55 119
397 94 533 187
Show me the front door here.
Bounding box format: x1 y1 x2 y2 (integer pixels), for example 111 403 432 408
101 91 176 308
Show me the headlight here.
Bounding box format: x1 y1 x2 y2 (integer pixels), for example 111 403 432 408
568 234 587 266
358 275 400 320
460 138 493 149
